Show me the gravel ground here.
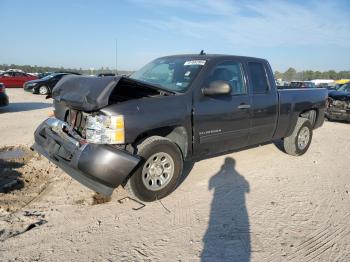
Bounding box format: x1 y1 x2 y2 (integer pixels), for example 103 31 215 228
0 88 350 261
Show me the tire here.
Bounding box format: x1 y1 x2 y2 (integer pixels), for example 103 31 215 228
38 85 49 95
301 110 316 127
124 136 183 202
283 117 313 156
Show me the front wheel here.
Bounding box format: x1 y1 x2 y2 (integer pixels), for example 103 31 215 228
38 85 49 95
124 136 183 202
283 117 313 156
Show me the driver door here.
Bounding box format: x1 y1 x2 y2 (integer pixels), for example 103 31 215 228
193 60 252 157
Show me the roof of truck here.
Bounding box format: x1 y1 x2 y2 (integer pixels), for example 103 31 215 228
159 54 267 62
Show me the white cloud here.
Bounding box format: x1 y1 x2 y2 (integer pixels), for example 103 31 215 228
132 0 350 47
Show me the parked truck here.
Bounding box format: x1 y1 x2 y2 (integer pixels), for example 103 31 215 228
33 54 328 202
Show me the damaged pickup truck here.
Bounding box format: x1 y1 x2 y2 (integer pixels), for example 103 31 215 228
33 54 328 202
326 82 350 122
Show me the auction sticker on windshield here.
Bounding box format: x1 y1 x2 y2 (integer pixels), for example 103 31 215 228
184 60 206 66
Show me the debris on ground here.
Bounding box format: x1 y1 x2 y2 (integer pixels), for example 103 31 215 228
0 210 47 242
92 193 112 205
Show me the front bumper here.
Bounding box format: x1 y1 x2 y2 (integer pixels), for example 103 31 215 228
33 118 140 196
23 84 35 93
326 108 350 122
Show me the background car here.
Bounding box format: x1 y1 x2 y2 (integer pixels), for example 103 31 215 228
0 83 9 107
38 72 54 79
325 85 337 91
97 73 116 77
336 82 350 93
290 81 316 88
23 72 80 95
326 82 350 122
0 71 38 87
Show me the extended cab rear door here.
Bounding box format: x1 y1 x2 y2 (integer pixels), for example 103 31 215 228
246 60 278 145
193 59 252 157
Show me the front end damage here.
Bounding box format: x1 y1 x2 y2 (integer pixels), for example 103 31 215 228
33 75 173 196
33 118 140 196
326 97 350 122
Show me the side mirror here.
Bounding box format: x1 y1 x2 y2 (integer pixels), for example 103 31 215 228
202 80 231 96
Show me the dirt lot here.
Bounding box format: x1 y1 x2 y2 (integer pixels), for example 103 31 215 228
0 88 350 261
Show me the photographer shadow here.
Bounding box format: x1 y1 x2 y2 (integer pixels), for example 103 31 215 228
201 157 250 262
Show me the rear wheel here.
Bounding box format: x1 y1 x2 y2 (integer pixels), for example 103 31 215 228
301 110 316 127
38 85 49 95
283 117 313 156
124 136 183 202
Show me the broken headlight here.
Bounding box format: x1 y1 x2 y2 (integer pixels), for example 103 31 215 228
85 115 125 144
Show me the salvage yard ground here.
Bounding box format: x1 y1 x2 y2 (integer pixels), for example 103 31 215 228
0 89 350 261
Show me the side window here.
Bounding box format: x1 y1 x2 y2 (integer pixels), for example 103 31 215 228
14 72 24 77
248 62 269 94
208 61 247 95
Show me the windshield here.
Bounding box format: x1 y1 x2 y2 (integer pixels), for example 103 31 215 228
337 83 350 92
129 57 205 93
41 74 57 80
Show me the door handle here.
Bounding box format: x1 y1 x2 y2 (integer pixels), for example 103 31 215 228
237 104 251 109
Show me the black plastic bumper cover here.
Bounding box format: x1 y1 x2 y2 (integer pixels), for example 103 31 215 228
33 118 140 196
326 109 350 122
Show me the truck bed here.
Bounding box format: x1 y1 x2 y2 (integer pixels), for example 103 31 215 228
273 88 328 139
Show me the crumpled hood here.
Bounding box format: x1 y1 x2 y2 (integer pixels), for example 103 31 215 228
328 90 350 101
52 75 121 112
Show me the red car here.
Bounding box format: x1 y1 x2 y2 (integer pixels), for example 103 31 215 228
0 71 38 87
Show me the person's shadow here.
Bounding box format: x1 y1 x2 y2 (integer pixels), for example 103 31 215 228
201 157 250 262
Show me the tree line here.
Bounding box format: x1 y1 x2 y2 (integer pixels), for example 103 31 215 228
275 68 350 81
0 64 133 76
1 63 349 81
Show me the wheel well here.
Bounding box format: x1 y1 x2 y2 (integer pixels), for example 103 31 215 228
133 126 188 159
299 109 318 127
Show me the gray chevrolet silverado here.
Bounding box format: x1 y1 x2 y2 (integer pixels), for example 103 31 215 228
33 54 327 201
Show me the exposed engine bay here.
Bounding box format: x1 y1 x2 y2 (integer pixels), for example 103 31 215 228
108 76 172 104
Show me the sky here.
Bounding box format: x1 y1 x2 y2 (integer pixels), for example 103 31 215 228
1 0 349 72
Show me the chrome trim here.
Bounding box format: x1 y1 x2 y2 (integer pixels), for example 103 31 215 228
44 118 80 147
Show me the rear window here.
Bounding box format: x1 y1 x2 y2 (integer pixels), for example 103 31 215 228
248 62 269 94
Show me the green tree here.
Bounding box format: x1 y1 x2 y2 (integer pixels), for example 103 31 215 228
284 68 297 81
274 71 283 79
